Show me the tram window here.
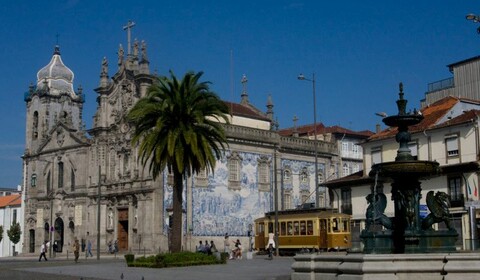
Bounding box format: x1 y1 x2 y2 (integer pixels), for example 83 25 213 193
332 218 339 232
257 223 265 233
307 221 313 235
268 222 274 233
280 222 286 236
293 221 299 235
287 221 293 235
300 221 306 235
343 219 349 232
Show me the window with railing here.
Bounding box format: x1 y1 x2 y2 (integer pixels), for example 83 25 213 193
352 144 360 157
284 191 292 209
228 152 241 190
445 134 459 157
342 142 348 153
257 157 270 192
194 168 209 187
448 176 464 207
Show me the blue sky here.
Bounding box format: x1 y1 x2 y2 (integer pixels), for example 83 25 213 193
1 0 479 187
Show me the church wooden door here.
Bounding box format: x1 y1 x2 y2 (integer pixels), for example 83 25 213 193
117 209 129 251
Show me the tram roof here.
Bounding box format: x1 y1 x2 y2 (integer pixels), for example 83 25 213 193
258 207 351 221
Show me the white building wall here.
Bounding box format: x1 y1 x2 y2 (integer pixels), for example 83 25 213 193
0 204 23 257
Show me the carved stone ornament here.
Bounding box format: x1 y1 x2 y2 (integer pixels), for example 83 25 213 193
56 127 65 147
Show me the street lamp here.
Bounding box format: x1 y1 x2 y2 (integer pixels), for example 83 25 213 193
466 13 480 33
297 73 320 207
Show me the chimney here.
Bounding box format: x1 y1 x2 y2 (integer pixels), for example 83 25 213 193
376 124 381 133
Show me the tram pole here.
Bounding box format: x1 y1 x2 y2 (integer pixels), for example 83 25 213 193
97 165 101 260
274 144 279 256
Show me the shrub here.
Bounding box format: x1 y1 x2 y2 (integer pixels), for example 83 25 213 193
220 252 229 263
124 254 135 263
127 251 223 268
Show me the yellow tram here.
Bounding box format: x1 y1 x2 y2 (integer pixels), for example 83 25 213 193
254 208 351 252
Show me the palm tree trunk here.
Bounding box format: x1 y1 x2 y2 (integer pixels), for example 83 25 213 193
170 171 183 252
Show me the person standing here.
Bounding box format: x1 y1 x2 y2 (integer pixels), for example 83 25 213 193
223 233 230 253
86 240 93 257
38 241 48 261
210 240 217 253
73 239 80 263
52 241 58 258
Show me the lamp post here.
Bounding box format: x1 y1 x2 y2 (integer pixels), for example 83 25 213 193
49 191 54 259
37 158 55 258
466 13 480 33
298 73 320 207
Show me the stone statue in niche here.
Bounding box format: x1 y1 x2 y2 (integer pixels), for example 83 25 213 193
108 209 114 229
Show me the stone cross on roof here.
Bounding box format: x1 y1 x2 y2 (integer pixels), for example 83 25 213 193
123 20 136 55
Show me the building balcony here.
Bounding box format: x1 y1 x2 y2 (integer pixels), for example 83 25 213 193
427 77 454 93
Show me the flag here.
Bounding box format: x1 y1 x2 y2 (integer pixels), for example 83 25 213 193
474 181 478 197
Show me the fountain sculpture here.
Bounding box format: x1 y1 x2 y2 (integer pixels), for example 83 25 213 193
361 83 457 253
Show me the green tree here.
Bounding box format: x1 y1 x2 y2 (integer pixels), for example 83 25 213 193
0 225 3 243
128 71 229 252
7 222 22 254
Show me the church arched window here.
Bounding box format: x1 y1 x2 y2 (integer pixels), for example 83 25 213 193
58 162 64 188
31 173 37 188
71 168 75 192
33 111 39 139
46 171 51 193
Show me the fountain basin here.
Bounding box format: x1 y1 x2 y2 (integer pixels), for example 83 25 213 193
383 115 424 127
370 161 440 180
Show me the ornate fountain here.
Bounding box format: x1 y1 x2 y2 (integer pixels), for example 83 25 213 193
291 85 480 280
361 83 458 254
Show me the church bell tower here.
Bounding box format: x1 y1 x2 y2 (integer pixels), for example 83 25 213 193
24 46 85 155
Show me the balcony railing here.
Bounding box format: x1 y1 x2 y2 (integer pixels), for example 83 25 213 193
427 77 454 93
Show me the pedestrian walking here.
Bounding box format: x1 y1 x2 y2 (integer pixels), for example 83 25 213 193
114 239 118 253
38 241 48 261
86 240 93 257
73 239 80 263
267 243 274 260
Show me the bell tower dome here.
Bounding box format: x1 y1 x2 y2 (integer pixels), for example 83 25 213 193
24 46 85 154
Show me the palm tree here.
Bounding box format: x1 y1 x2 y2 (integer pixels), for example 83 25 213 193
127 70 230 252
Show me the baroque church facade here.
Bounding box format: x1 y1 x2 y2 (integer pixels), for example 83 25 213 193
22 38 340 254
